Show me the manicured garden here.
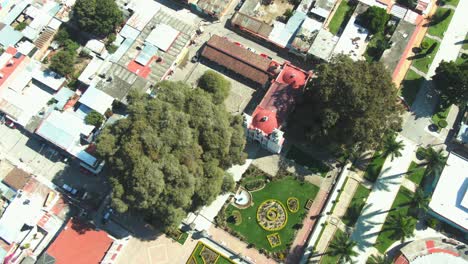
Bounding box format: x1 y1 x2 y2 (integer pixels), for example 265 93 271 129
431 104 451 130
374 187 415 253
223 174 319 253
427 7 454 38
399 69 424 107
342 184 371 226
410 36 440 73
320 229 345 264
286 146 330 177
406 161 426 186
187 241 234 264
363 152 386 182
328 0 356 35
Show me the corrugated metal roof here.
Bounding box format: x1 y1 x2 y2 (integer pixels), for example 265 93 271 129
135 44 158 65
78 86 114 114
0 25 23 47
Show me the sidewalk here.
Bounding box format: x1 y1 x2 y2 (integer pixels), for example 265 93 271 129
350 136 417 264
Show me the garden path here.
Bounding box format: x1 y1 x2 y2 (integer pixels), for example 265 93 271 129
350 135 417 264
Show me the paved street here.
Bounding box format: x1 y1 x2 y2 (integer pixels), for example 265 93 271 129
350 136 416 263
401 0 468 146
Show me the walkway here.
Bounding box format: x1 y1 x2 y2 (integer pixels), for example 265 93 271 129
401 0 468 146
350 135 417 264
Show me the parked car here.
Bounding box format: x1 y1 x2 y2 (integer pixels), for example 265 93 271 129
5 119 15 129
191 54 199 63
62 184 78 195
102 208 113 224
260 53 272 60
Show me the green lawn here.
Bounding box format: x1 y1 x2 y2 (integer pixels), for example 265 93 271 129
375 187 415 253
286 146 330 177
455 53 467 65
406 161 426 186
320 229 345 264
462 34 468 50
328 1 355 35
411 37 440 73
442 0 460 7
189 241 234 264
225 176 319 252
399 69 424 107
427 8 454 38
342 184 372 226
363 152 386 182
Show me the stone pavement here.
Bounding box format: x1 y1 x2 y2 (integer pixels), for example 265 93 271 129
208 227 277 264
350 136 417 263
401 0 468 146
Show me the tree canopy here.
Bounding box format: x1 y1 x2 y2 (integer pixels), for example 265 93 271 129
73 0 123 37
96 81 246 230
292 55 403 154
85 110 104 127
432 60 468 106
198 70 231 105
358 6 389 34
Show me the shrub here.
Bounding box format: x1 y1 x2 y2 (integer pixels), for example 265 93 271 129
421 41 429 49
14 22 27 31
426 217 439 229
416 147 427 160
438 119 448 128
284 9 294 21
221 173 236 193
244 180 265 191
107 44 118 54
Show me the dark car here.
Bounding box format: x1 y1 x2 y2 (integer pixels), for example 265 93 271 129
235 0 244 11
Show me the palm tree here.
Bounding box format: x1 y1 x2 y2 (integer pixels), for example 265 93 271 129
367 254 391 264
386 213 416 243
422 147 447 179
328 232 358 263
382 134 405 161
410 189 431 214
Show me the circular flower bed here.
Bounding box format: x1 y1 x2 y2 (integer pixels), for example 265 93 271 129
256 199 287 231
287 197 299 213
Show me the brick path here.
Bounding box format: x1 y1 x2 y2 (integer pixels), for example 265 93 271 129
285 178 333 264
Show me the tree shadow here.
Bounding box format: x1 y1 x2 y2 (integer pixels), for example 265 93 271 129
423 9 452 27
70 217 94 234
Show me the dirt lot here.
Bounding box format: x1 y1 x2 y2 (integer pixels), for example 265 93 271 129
255 0 294 24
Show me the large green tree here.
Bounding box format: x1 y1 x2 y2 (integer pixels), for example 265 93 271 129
96 81 246 230
327 232 358 263
386 213 416 242
358 6 390 34
73 0 123 37
432 60 468 106
198 70 231 105
293 55 403 154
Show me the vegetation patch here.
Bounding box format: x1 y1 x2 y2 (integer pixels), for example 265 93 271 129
410 36 440 73
267 233 282 248
363 152 386 182
229 210 242 226
431 104 451 130
223 177 319 252
188 242 234 264
427 8 454 38
342 184 371 226
167 229 189 245
399 69 424 107
320 229 346 264
406 161 426 186
286 146 329 177
257 199 288 231
287 197 299 213
328 0 356 35
375 187 416 253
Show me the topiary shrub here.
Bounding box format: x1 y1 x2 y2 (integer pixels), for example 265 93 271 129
416 147 427 160
438 119 448 128
421 41 429 49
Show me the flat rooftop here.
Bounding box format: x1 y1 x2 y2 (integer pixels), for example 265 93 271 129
239 0 294 24
332 13 369 61
429 152 468 232
380 20 416 74
308 28 338 61
231 12 273 38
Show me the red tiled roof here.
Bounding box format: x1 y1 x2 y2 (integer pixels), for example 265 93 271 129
127 57 154 78
251 108 278 134
46 218 113 264
2 167 31 191
0 47 25 88
201 35 273 85
277 65 307 89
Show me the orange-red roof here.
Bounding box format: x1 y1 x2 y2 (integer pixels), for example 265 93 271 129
46 218 113 264
251 108 278 134
0 47 25 87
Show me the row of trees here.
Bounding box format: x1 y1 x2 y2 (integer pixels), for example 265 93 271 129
96 73 245 230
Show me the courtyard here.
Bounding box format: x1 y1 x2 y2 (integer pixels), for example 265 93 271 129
222 166 320 255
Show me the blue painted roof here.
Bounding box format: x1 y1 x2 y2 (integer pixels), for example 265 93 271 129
135 44 158 65
0 25 23 47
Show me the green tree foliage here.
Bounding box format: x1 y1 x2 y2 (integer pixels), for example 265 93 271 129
410 189 430 213
422 147 447 179
327 232 358 263
54 28 70 45
382 133 405 161
367 254 392 264
432 60 468 106
221 173 236 193
49 50 75 76
73 0 123 37
295 55 403 154
96 81 246 230
198 70 231 105
358 6 390 34
85 110 104 127
386 213 416 242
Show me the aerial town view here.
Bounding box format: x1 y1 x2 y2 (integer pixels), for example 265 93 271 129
0 0 466 263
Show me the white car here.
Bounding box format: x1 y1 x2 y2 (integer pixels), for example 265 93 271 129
247 47 256 53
